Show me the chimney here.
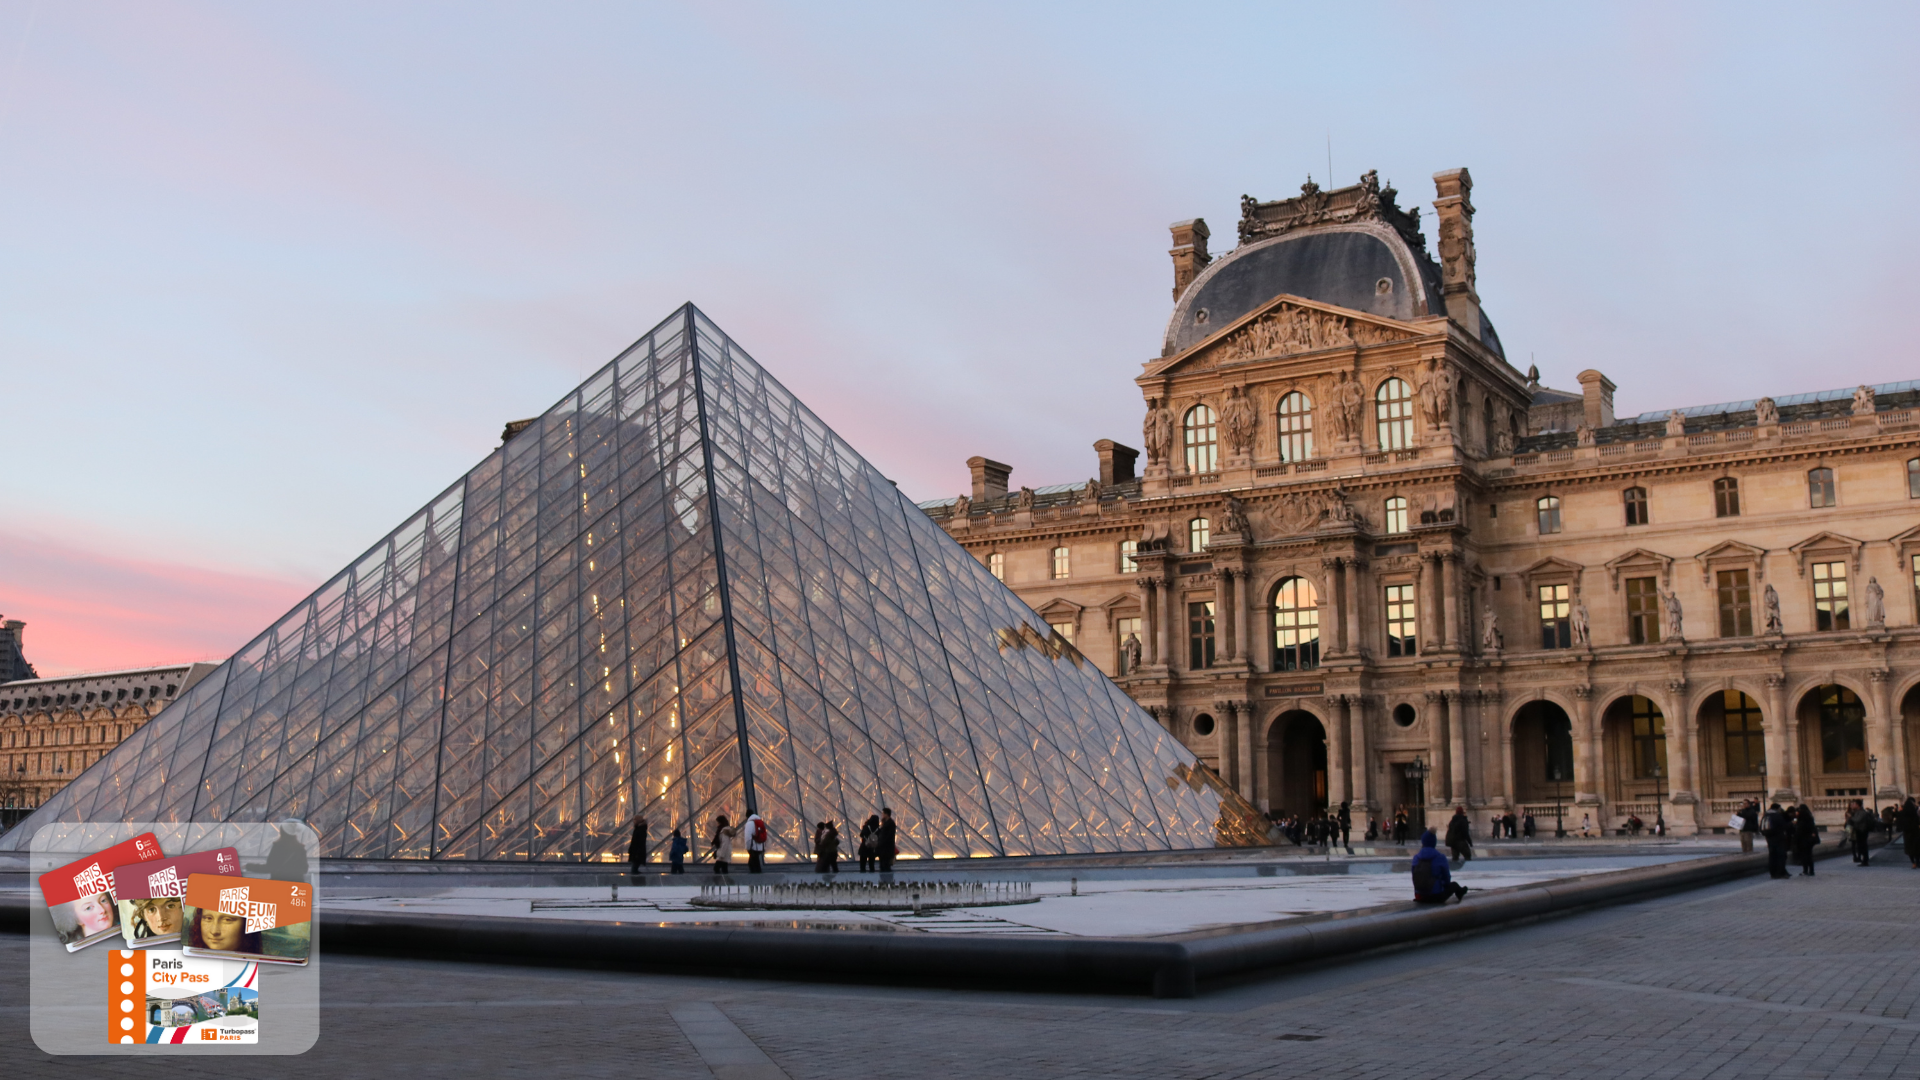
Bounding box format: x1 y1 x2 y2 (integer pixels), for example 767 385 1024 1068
1094 440 1138 486
967 456 1011 501
1168 219 1211 301
1431 169 1480 337
1577 370 1616 430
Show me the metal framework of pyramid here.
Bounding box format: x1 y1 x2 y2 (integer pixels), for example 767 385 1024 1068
4 306 1223 862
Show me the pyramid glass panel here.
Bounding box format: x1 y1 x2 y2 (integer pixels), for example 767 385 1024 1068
3 306 1225 859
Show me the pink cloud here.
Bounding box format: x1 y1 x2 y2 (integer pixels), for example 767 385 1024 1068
0 531 313 678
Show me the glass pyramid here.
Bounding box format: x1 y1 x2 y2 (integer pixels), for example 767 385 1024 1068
2 307 1225 862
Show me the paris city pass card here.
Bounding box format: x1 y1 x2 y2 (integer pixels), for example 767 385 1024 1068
114 848 242 950
39 833 165 953
181 874 312 966
108 947 261 1045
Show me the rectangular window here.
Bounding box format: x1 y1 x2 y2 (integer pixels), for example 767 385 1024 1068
1812 561 1849 631
1631 701 1667 779
1626 576 1661 645
1808 467 1836 508
1384 498 1407 535
1909 458 1920 499
1536 496 1562 535
1716 569 1753 638
1714 477 1740 518
1047 621 1075 645
1187 601 1216 670
1384 584 1418 657
1721 691 1765 777
1538 583 1572 649
1623 487 1648 526
1912 552 1920 621
988 553 1004 581
1118 540 1138 574
1051 546 1070 580
1114 616 1141 674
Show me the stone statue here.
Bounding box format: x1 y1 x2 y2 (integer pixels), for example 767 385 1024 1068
1571 598 1590 648
1332 372 1364 444
1754 396 1778 426
1763 583 1783 635
1081 478 1101 504
1014 486 1035 511
1658 586 1684 642
1324 486 1358 526
1665 410 1687 437
1493 427 1516 456
1143 398 1174 465
951 493 971 519
1221 386 1256 457
1481 604 1502 653
1418 359 1456 428
1853 384 1877 417
1576 423 1594 447
1864 576 1887 627
1222 495 1250 536
1121 632 1143 672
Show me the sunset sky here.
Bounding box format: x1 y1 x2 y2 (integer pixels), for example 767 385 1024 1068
2 3 1915 676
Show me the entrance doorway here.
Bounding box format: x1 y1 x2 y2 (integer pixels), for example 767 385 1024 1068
1267 710 1328 818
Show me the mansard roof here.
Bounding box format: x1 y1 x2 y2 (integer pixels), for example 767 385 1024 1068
1518 379 1920 452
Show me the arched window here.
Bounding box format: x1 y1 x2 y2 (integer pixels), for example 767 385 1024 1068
1375 378 1415 450
1276 391 1314 462
1816 685 1866 772
1536 495 1562 535
1808 467 1836 508
1623 486 1648 526
1184 405 1218 474
1383 496 1408 534
1189 517 1210 552
1719 690 1765 776
1271 577 1320 672
1714 477 1740 517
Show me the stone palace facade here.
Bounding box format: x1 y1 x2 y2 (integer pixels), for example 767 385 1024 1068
920 168 1920 834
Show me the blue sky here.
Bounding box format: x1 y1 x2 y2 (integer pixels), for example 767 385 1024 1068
2 2 1915 673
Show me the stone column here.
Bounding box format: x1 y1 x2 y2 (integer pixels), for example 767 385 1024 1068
1441 553 1461 651
1137 577 1159 666
1413 556 1431 652
1160 578 1177 669
1663 679 1695 828
1237 569 1253 670
1325 698 1348 809
1868 668 1899 800
1761 673 1795 802
1425 691 1450 806
1447 690 1470 808
1347 694 1370 811
1234 701 1256 803
1322 558 1347 654
1344 559 1365 658
1495 691 1516 813
1571 685 1599 805
1219 569 1238 662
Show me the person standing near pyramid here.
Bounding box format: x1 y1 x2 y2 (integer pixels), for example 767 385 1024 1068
628 817 649 877
711 815 738 875
877 808 898 875
743 809 767 873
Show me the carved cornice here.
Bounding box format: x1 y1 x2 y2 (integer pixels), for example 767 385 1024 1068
1238 171 1430 255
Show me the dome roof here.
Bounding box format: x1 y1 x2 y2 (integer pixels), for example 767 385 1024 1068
1164 173 1505 361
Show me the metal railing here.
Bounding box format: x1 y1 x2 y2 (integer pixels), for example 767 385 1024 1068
692 880 1036 911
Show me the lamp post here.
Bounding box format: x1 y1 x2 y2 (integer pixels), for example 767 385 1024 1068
1651 761 1666 837
1868 755 1879 816
1404 756 1430 836
1550 764 1567 839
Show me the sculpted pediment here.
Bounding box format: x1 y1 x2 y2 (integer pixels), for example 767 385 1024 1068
1604 548 1673 591
1145 294 1425 377
1694 539 1769 585
1786 531 1863 577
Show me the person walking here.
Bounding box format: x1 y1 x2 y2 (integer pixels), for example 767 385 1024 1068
857 814 880 872
817 820 840 873
1761 802 1791 879
1338 801 1353 854
668 827 689 874
710 815 739 875
1445 807 1473 864
1848 799 1876 866
1791 804 1819 877
1737 799 1760 855
1522 811 1536 839
1410 829 1469 904
628 817 649 878
877 807 899 873
1392 809 1409 845
743 809 768 873
1901 797 1920 869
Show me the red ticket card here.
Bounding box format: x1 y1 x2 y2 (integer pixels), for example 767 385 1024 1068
38 833 165 952
115 849 243 949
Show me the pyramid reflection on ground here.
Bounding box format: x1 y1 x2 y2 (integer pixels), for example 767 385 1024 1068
4 306 1224 862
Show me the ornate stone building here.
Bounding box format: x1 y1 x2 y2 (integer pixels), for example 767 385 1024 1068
921 168 1920 834
1 661 219 816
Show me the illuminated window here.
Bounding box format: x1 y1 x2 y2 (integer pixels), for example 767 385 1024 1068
1118 539 1138 573
1623 486 1648 526
988 553 1004 581
1047 621 1075 645
1909 458 1920 499
1808 467 1836 508
1189 517 1209 552
1187 601 1216 669
1721 691 1765 776
1626 577 1661 645
1630 696 1667 778
1812 561 1849 631
1536 496 1562 535
1817 685 1866 773
1383 497 1408 535
1051 546 1070 580
1717 569 1753 637
1538 584 1571 649
1375 378 1415 450
1277 391 1314 462
1271 577 1320 672
1384 583 1417 657
1714 477 1740 517
1184 405 1218 474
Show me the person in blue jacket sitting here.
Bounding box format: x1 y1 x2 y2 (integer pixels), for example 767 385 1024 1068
1411 828 1470 904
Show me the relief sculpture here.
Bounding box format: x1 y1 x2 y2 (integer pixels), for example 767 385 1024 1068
1212 302 1404 364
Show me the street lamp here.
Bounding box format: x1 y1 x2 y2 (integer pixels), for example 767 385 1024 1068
1550 763 1567 838
1651 761 1666 837
1403 756 1430 836
1868 755 1879 816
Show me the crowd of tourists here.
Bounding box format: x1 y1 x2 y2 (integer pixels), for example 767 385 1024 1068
622 807 902 875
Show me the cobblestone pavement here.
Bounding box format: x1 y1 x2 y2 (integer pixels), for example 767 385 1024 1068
4 857 1917 1079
